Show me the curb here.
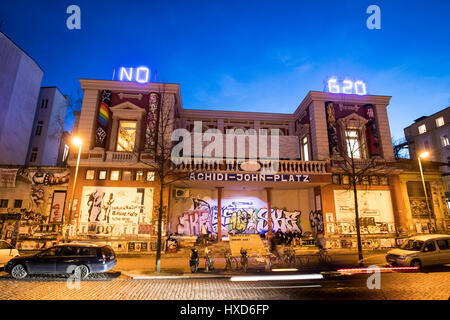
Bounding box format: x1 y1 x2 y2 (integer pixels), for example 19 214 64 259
121 271 233 280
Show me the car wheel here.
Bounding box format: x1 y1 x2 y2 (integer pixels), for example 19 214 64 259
410 259 421 269
73 265 90 279
11 264 28 279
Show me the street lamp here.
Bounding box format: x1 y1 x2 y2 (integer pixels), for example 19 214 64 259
418 151 434 233
66 136 82 241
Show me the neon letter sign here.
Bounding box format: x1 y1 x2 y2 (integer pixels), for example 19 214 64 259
119 66 150 83
327 78 367 95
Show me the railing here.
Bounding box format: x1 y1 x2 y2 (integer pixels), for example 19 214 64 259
170 158 329 175
106 151 136 162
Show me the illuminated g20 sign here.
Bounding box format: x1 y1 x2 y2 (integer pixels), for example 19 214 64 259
119 66 150 83
327 78 367 95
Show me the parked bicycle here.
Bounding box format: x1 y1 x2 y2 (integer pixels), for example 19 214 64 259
224 249 239 271
189 248 199 273
318 248 332 265
205 247 214 272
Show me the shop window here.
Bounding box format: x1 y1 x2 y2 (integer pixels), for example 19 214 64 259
14 200 22 208
418 124 426 134
441 135 449 147
116 121 137 152
301 136 309 161
436 116 444 127
147 171 155 182
110 170 120 181
85 170 95 180
0 199 8 208
136 171 144 181
98 170 107 180
406 181 433 218
361 176 369 185
123 171 132 181
345 130 361 159
332 174 341 185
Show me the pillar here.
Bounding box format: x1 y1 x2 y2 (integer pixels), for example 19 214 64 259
217 187 223 242
266 188 272 237
389 175 409 235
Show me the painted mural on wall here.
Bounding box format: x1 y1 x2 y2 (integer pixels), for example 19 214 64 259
176 198 303 236
363 104 381 157
0 168 69 242
325 101 339 155
94 90 112 148
309 210 324 234
79 187 154 237
333 190 396 235
144 92 161 152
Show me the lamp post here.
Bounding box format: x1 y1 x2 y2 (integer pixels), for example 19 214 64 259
66 137 82 241
418 151 434 233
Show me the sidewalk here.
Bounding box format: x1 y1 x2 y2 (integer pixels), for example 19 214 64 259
116 249 390 279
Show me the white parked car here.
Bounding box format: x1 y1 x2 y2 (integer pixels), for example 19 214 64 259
0 240 20 267
386 234 450 268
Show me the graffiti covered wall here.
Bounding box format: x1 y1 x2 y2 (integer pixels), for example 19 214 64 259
0 167 69 243
78 186 154 237
171 189 314 236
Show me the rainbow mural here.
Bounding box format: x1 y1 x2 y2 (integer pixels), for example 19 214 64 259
95 90 112 148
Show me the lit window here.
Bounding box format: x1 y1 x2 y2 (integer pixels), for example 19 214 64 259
418 124 426 134
110 170 120 181
147 171 155 181
302 136 309 161
136 171 144 181
436 117 444 127
345 130 361 159
98 170 107 180
116 121 136 152
123 171 132 181
85 170 95 180
442 135 449 147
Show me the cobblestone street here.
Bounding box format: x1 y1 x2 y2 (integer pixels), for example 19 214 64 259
0 269 448 300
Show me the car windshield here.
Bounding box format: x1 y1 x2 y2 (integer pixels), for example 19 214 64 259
401 240 424 251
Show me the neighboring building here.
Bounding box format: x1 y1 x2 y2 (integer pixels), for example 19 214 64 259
0 31 43 165
27 87 69 166
64 76 446 253
404 107 450 208
0 166 70 249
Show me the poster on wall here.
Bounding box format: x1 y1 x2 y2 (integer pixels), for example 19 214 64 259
49 191 66 223
79 187 154 236
333 190 396 234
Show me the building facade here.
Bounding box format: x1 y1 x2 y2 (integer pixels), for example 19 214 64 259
27 87 69 166
61 76 450 253
404 107 450 207
0 31 43 165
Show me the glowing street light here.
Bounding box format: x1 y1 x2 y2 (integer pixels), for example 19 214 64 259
417 151 434 233
66 136 82 241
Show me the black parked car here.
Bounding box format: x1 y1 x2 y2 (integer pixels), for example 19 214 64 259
4 243 117 279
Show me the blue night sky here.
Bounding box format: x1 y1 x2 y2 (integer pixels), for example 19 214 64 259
1 0 449 140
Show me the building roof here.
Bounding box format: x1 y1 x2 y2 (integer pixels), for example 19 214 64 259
0 30 44 72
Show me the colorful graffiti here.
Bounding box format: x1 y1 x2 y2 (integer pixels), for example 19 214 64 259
325 101 339 155
176 199 303 236
309 210 324 234
144 92 161 152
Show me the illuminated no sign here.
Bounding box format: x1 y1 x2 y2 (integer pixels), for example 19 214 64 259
119 67 150 83
327 78 367 95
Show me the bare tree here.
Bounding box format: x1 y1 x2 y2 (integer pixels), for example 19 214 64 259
392 136 409 159
68 88 84 113
137 87 187 273
331 116 390 265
